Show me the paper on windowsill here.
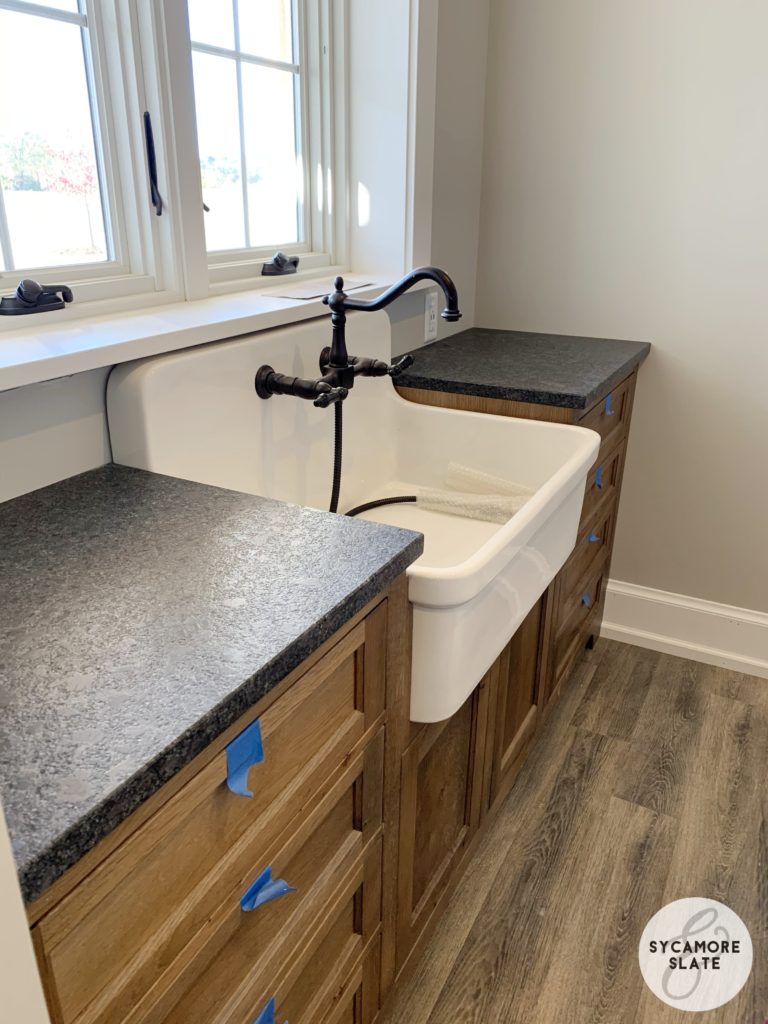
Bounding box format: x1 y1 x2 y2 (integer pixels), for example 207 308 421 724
261 274 375 300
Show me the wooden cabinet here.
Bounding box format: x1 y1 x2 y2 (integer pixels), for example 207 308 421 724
395 683 488 970
29 583 407 1024
484 597 545 812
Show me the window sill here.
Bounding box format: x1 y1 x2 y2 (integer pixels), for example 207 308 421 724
0 273 391 393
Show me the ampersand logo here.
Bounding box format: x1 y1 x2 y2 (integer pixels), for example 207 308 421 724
639 898 753 1011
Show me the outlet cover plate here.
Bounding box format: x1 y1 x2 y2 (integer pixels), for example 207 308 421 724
424 291 438 342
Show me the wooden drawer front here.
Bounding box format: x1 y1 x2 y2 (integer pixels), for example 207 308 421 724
319 938 380 1024
555 561 607 671
170 844 382 1024
564 504 616 595
37 612 387 1024
580 441 624 526
159 737 383 1024
578 375 633 451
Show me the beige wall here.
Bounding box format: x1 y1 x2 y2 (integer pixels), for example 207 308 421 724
389 0 491 357
476 0 768 612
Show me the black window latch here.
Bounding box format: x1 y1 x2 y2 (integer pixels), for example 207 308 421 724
0 279 74 315
261 251 300 276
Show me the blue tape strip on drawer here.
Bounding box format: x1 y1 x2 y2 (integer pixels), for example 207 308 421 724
253 997 288 1024
226 718 264 798
241 865 296 912
605 393 614 416
595 465 603 489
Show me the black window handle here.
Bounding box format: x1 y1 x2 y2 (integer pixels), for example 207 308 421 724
143 111 163 216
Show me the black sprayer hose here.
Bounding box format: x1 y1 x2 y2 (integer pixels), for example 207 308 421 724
345 495 418 518
329 401 343 513
328 399 417 516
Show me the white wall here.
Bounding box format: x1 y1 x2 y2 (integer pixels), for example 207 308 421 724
0 370 111 502
476 0 768 614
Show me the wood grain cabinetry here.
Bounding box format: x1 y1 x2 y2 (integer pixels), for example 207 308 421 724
395 683 489 970
484 597 545 811
30 583 407 1024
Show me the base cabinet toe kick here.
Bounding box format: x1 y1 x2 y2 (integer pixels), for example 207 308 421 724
28 374 641 1023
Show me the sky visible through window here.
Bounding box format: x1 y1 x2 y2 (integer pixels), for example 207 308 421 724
189 0 303 253
0 5 109 272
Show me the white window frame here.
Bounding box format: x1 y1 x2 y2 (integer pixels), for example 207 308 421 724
156 0 347 297
0 0 348 315
0 0 179 305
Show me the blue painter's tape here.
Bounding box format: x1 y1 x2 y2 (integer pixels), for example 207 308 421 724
582 593 592 607
252 997 288 1024
253 997 275 1024
241 865 296 912
226 718 264 798
588 532 601 543
595 465 603 489
605 393 615 416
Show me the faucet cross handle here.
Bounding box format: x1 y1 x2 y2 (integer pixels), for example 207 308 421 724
314 384 347 408
387 354 415 378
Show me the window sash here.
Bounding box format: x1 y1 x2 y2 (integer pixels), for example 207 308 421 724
0 0 346 308
190 0 313 261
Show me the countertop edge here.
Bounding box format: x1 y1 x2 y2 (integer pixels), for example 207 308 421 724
19 533 423 905
397 340 651 411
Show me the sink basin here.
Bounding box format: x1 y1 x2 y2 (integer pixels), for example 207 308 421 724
107 313 599 722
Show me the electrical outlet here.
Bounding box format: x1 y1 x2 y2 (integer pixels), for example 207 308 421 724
424 290 438 342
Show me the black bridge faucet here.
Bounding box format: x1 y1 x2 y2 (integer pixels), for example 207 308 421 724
254 266 461 407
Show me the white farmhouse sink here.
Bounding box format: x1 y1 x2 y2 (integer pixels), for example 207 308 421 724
107 313 599 722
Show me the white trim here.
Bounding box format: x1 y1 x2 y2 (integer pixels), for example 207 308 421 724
0 273 391 392
601 580 768 680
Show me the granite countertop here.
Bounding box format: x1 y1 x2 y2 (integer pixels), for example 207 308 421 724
397 328 651 409
0 466 423 903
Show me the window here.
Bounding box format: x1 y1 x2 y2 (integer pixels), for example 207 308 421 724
0 0 343 313
0 0 158 302
0 2 109 271
189 0 303 253
185 0 341 287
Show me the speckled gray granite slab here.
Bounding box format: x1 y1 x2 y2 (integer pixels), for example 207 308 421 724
0 466 422 903
397 328 650 409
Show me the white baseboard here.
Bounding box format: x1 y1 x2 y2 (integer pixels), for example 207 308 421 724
601 581 768 680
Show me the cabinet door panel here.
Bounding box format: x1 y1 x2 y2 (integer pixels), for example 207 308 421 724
488 598 544 808
396 686 487 970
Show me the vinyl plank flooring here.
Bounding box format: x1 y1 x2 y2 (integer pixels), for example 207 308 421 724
570 642 659 740
507 795 677 1024
381 641 768 1024
633 691 768 1024
423 727 629 1023
381 650 605 1024
613 654 708 817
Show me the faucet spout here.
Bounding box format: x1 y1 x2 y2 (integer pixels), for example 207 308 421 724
322 266 461 367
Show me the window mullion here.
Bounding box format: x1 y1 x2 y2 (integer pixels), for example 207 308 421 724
147 0 208 299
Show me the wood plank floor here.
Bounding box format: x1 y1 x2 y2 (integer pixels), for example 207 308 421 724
381 640 768 1024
